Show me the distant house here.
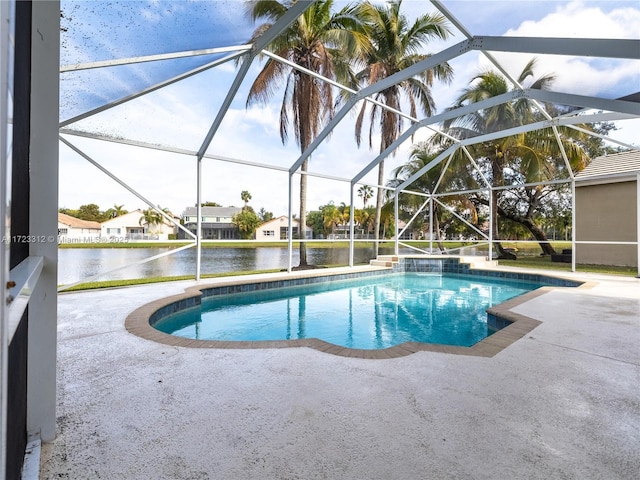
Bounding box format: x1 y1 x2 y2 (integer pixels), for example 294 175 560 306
254 215 313 241
58 213 101 242
101 209 177 241
575 150 639 268
178 206 242 240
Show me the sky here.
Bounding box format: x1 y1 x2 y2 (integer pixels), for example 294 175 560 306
58 0 640 219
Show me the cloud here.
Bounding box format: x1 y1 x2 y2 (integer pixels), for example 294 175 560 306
505 1 640 39
488 1 640 98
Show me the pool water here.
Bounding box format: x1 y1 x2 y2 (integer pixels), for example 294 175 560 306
154 273 542 349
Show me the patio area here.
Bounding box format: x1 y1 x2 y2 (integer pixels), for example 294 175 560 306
40 267 639 479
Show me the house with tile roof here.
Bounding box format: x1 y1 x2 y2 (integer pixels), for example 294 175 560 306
575 150 639 268
58 212 101 242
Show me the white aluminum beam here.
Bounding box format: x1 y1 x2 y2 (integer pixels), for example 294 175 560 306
196 0 313 159
472 36 640 60
60 44 252 72
492 178 572 192
395 111 614 237
262 50 419 124
7 257 43 341
526 89 640 116
432 197 488 240
28 0 60 443
60 128 197 156
398 198 430 238
59 136 196 239
57 243 196 292
396 145 458 192
290 39 474 175
350 90 518 186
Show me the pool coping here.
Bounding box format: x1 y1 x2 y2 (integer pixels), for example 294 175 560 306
125 265 596 359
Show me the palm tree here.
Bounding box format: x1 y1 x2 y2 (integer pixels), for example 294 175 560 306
353 0 453 255
139 208 163 234
357 184 373 208
240 190 252 209
113 204 127 217
433 58 590 256
246 0 366 266
321 202 342 236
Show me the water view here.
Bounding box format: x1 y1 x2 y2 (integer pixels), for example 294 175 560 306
58 246 398 285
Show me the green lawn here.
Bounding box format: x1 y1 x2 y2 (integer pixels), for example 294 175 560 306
498 256 637 277
59 269 283 292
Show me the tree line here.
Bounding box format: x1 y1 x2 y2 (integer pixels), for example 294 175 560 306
59 204 128 222
244 0 620 264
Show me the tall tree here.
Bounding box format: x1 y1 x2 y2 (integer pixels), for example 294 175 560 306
246 0 366 267
76 203 104 222
357 184 373 208
113 204 127 217
321 202 342 235
432 58 591 256
258 207 274 223
104 204 128 219
140 207 164 233
240 190 252 209
353 0 452 255
233 209 261 239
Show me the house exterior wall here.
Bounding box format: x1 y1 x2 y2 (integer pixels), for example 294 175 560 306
575 180 638 267
57 221 101 241
255 216 312 241
178 206 242 239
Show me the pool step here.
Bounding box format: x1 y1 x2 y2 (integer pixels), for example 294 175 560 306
369 255 499 270
370 260 394 267
370 255 399 268
459 256 499 269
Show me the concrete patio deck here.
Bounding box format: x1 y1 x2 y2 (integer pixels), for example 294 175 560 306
41 267 639 479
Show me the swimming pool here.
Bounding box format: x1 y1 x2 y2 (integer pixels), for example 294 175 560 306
153 273 543 349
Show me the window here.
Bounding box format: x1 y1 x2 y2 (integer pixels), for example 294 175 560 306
58 228 68 235
280 226 298 240
263 230 274 237
107 228 121 235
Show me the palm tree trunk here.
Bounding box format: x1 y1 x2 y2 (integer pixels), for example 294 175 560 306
299 158 308 266
433 204 446 252
373 160 384 257
490 188 514 259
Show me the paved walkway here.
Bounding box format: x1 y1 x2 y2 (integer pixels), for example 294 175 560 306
41 268 639 479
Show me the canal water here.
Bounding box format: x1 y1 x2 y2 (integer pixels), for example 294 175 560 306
58 245 399 285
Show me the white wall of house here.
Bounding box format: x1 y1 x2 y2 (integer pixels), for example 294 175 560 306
255 215 312 241
57 221 101 242
101 210 176 241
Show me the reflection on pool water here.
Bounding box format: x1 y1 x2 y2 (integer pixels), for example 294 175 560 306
153 273 543 349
